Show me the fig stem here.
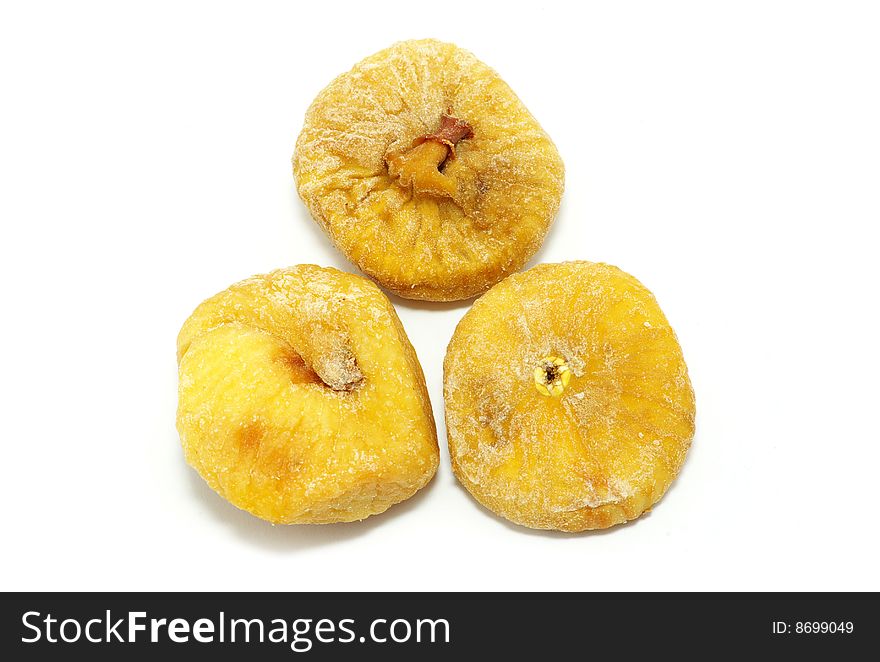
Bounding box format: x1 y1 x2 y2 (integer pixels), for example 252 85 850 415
386 113 473 198
416 113 474 167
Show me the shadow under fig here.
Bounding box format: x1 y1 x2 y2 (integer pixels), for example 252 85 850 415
447 477 646 539
446 431 699 540
185 465 440 552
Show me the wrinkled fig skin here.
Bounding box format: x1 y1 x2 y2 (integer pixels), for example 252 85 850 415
294 39 565 301
444 262 695 532
177 265 439 524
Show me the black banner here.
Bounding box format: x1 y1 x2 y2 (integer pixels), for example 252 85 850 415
1 593 873 659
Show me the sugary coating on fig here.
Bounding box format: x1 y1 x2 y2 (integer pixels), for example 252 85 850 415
443 262 695 531
294 39 565 301
177 265 438 524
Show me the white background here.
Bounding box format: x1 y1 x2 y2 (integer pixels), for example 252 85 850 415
1 0 878 591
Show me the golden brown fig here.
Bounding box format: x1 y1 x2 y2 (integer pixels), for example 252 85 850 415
444 262 695 531
294 39 564 301
177 265 439 524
